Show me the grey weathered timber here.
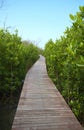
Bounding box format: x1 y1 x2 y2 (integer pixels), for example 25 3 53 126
12 55 83 130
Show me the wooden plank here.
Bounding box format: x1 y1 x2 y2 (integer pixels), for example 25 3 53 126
12 56 83 130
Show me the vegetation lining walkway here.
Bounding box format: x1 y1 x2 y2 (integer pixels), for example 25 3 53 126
12 55 83 130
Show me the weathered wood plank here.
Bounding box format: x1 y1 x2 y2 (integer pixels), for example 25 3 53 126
12 56 83 130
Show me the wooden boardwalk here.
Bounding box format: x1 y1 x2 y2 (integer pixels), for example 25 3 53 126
12 56 83 130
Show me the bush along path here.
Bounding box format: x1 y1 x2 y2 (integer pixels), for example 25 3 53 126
0 29 41 104
0 29 42 130
44 6 84 126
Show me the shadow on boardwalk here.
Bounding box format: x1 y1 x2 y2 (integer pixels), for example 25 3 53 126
12 55 83 130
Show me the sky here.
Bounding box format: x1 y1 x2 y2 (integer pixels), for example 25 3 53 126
0 0 84 48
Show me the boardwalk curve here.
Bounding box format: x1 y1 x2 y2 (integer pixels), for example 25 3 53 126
12 56 83 130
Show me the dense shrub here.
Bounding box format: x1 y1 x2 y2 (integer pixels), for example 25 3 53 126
0 29 39 104
44 6 84 124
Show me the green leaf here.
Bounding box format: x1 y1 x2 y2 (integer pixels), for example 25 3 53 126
69 14 75 21
76 64 84 67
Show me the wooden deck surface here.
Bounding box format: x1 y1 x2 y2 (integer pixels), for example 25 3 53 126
12 56 83 130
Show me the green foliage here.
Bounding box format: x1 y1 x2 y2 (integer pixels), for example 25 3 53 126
44 6 84 124
0 29 39 104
